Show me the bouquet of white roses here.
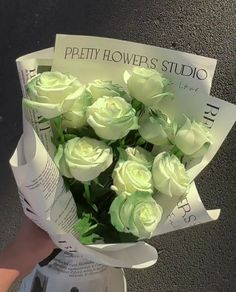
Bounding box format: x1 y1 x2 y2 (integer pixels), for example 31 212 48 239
22 67 214 244
10 35 236 270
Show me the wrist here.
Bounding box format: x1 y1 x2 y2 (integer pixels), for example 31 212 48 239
0 243 22 292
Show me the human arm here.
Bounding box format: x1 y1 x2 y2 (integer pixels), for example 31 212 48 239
0 216 55 292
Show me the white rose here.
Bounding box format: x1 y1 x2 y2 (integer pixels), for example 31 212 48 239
175 117 213 158
125 67 170 106
109 191 163 239
62 89 92 129
54 144 72 178
152 152 190 197
64 137 113 182
86 96 138 140
125 146 153 169
139 110 177 146
111 160 153 195
24 72 84 119
87 80 130 101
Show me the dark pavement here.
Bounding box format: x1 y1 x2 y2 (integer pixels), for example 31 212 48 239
0 1 235 291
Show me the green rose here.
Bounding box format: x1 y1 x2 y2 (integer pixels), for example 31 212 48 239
175 117 213 158
111 160 153 195
124 146 154 169
62 89 92 129
109 191 163 239
86 96 138 140
24 72 84 119
87 80 130 101
125 67 170 107
64 137 113 182
139 110 177 146
152 152 190 197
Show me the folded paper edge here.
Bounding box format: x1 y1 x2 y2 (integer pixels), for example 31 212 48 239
207 209 221 221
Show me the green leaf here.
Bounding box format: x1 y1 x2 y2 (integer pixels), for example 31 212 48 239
51 136 60 148
136 136 146 145
131 98 143 111
79 232 101 245
51 116 65 145
117 147 127 161
74 212 102 244
64 133 78 141
52 115 63 129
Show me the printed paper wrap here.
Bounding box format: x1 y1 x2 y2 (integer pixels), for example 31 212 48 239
19 251 127 292
10 36 236 270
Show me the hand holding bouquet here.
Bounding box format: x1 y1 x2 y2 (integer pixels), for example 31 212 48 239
10 35 236 270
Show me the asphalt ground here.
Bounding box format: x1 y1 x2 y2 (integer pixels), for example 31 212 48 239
0 1 235 291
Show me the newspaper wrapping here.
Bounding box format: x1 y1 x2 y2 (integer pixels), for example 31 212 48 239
10 36 236 277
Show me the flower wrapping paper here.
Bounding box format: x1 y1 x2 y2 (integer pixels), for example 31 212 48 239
10 35 236 269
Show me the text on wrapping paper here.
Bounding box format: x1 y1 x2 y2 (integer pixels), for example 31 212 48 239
64 47 208 80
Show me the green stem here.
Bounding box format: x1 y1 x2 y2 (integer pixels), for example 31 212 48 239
94 178 103 188
170 145 179 155
84 182 98 212
137 103 145 117
119 138 126 148
176 150 184 162
84 182 91 202
52 116 65 145
171 145 184 161
58 123 65 145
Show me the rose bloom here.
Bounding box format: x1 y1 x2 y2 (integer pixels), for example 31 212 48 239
24 72 84 119
86 96 138 140
87 80 130 101
139 110 177 146
175 117 212 158
109 191 163 239
125 67 170 107
125 146 154 169
152 152 190 197
55 137 113 182
62 88 92 129
54 144 72 178
111 160 153 195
